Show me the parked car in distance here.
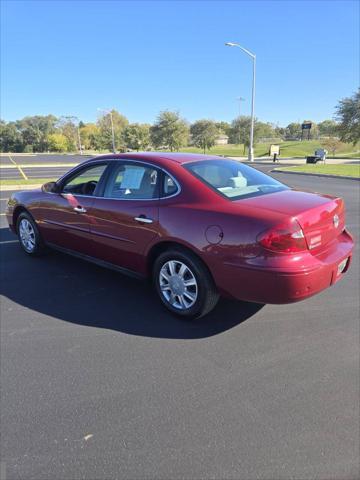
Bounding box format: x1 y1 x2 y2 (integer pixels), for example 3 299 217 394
6 153 354 319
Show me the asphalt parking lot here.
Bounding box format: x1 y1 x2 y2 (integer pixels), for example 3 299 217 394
0 171 359 479
0 153 308 182
0 154 88 181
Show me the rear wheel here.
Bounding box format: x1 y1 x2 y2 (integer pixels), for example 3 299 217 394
153 248 219 319
16 212 45 256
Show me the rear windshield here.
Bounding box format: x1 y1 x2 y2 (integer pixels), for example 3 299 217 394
185 159 288 200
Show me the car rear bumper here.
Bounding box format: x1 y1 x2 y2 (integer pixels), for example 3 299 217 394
214 229 354 304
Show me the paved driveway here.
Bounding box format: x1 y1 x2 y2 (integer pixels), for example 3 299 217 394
0 173 359 479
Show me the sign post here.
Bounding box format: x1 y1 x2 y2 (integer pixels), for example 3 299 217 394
301 122 312 141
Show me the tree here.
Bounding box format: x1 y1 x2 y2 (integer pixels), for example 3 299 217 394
215 121 231 137
318 120 339 137
229 116 251 147
274 126 286 139
96 110 128 151
48 133 68 152
57 116 79 152
322 137 344 157
0 121 23 152
255 121 275 140
229 116 267 152
335 89 360 144
285 122 302 139
16 115 57 152
123 123 151 151
79 123 100 150
190 120 219 153
150 111 189 151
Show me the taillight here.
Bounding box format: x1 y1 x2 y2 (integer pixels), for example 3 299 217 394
257 220 308 253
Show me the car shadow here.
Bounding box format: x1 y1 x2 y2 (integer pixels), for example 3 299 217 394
0 228 264 339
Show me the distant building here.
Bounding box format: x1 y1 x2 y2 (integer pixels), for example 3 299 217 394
215 134 229 145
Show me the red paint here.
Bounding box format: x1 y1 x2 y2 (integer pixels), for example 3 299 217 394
6 153 354 305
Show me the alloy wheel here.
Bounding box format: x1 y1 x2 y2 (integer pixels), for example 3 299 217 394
159 260 198 310
19 218 36 252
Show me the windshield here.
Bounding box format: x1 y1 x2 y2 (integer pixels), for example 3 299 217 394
185 159 288 200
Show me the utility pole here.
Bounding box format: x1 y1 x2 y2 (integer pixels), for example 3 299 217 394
226 42 256 161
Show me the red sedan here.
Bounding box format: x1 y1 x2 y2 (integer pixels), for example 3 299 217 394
6 153 354 318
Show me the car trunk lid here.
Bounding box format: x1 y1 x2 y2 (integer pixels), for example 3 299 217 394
233 189 345 252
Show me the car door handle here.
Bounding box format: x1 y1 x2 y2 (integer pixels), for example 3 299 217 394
134 216 153 224
73 206 87 214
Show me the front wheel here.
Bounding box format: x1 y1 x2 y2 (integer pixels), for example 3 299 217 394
17 212 45 256
153 249 219 319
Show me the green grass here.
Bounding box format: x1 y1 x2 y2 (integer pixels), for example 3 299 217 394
2 142 359 159
0 178 55 186
177 141 360 158
275 164 360 178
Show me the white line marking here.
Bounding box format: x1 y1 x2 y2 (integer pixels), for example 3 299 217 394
0 240 17 244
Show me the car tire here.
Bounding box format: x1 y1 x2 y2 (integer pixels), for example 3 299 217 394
153 248 219 319
16 212 45 256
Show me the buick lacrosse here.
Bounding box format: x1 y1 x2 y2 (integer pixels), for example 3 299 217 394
6 153 354 318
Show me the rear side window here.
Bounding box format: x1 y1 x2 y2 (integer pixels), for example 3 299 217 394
185 159 288 200
104 162 159 199
162 173 179 197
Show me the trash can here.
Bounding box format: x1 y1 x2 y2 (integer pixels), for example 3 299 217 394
306 156 321 164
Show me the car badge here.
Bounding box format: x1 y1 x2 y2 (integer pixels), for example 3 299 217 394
333 214 339 228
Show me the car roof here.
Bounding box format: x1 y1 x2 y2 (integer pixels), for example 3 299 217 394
85 152 222 166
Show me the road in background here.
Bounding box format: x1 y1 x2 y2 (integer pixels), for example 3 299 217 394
0 154 88 180
1 154 358 182
1 172 359 480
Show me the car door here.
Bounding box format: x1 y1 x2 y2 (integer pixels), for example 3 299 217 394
88 160 160 274
36 162 110 254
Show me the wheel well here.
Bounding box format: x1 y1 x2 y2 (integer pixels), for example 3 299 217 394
13 206 30 233
147 241 215 282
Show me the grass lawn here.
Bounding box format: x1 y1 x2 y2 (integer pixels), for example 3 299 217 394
0 178 55 186
275 164 360 178
2 142 359 159
179 141 360 158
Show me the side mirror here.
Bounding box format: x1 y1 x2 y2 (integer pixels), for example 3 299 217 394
42 181 59 193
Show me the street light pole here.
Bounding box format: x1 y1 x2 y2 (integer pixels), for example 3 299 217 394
249 55 256 162
97 108 116 153
226 42 256 162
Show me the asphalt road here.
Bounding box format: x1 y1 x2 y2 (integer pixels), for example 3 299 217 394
0 154 87 181
0 172 359 480
0 154 305 181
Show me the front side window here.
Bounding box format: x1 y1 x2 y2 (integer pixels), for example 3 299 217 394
185 159 288 200
104 162 160 199
62 164 108 196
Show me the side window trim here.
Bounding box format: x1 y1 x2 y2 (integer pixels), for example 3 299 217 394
56 158 182 200
58 161 111 197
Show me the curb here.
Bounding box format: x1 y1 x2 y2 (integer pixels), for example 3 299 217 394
272 169 360 181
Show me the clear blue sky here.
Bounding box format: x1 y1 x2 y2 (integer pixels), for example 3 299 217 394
1 0 359 126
